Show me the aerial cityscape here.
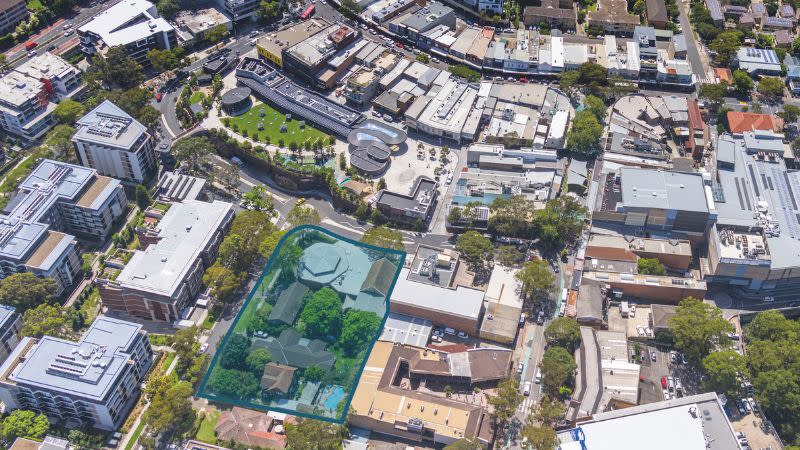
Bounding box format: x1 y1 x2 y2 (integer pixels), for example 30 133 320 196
0 0 796 447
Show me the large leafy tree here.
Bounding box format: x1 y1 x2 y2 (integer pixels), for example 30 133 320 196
299 288 343 339
218 234 249 273
746 310 799 342
285 419 348 450
455 230 494 270
489 195 536 238
172 136 214 172
670 297 732 362
488 378 523 429
703 350 749 397
144 381 197 436
496 245 524 266
339 310 382 356
53 99 86 124
733 69 754 95
21 303 69 339
0 272 57 313
709 31 743 66
219 334 252 370
246 348 272 375
566 110 603 154
1 410 49 441
207 367 260 399
286 205 321 227
44 125 77 162
637 258 666 275
171 326 199 376
540 346 577 396
698 82 729 110
544 317 581 352
202 262 242 304
360 226 404 251
206 24 229 45
515 259 555 310
757 76 786 101
583 95 607 122
533 196 586 251
520 424 558 450
259 230 286 259
444 439 483 450
88 46 144 89
230 210 278 257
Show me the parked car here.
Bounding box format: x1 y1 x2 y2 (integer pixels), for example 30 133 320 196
199 343 209 354
661 376 668 389
519 313 526 325
651 351 657 362
670 351 677 363
444 327 456 335
667 376 675 392
517 363 524 374
629 303 637 318
534 368 542 384
537 311 545 325
457 331 469 339
431 57 439 63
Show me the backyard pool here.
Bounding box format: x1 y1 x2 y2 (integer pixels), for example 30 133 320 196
319 385 346 411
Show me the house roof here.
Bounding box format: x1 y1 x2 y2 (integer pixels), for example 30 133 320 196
260 363 297 395
215 407 285 449
714 67 733 84
726 111 778 134
268 282 309 325
650 304 677 330
645 0 668 22
256 329 335 370
360 258 397 296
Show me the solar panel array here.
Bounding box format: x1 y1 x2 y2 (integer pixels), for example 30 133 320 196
771 166 800 239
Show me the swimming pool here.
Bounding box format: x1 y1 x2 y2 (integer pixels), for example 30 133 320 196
321 385 346 411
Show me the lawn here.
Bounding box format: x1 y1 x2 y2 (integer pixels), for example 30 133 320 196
162 352 176 371
26 0 44 10
195 409 221 444
149 334 173 347
124 420 146 450
189 91 206 105
225 102 328 147
80 287 101 324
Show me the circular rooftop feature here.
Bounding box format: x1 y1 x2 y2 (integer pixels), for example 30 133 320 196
221 86 252 115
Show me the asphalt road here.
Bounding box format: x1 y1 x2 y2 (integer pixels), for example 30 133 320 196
677 0 707 81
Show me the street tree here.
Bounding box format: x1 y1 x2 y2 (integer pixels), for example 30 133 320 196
540 346 577 396
533 195 586 251
242 186 274 213
757 76 786 101
360 226 404 250
172 326 199 375
780 104 800 122
733 69 754 95
520 424 558 450
488 378 523 429
202 263 242 304
583 95 607 122
230 210 278 255
1 410 49 441
0 272 56 313
455 231 494 270
220 334 252 370
534 395 566 426
53 99 86 124
21 304 70 339
710 31 743 66
285 419 348 450
218 234 249 273
515 260 555 310
497 245 524 266
703 350 749 397
300 288 343 339
544 317 581 352
746 310 799 342
566 110 603 154
698 82 729 110
206 24 229 45
88 46 144 89
670 297 733 362
286 204 321 227
490 196 536 237
144 381 197 436
172 136 213 172
259 230 286 259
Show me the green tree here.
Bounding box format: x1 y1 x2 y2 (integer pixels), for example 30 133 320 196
566 110 603 154
360 226 403 250
202 262 242 303
540 346 577 396
670 297 733 362
172 136 213 172
520 424 558 450
0 272 57 313
780 104 800 122
21 303 69 339
489 196 536 237
1 410 49 441
206 24 229 45
698 82 728 110
637 258 667 275
496 245 524 266
710 31 743 66
44 124 77 161
455 231 494 270
515 259 555 309
144 381 197 436
444 438 483 450
703 350 749 397
488 378 523 428
135 184 152 210
219 334 251 370
416 53 430 64
746 310 799 342
259 0 283 20
534 196 586 251
752 368 800 436
218 234 249 273
757 76 785 101
339 310 382 356
304 365 325 382
246 348 272 375
171 326 199 376
53 99 86 124
583 95 607 122
544 317 581 352
299 288 343 339
230 210 278 256
147 48 184 73
534 395 566 426
207 367 260 399
284 419 348 450
447 64 481 82
242 186 274 213
88 46 144 89
259 230 286 259
286 205 321 226
733 69 754 95
156 0 178 18
376 177 387 190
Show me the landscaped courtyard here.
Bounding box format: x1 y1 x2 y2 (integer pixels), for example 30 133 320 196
222 102 329 147
199 226 405 422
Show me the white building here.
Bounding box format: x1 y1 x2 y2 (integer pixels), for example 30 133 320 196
78 0 176 64
0 305 22 365
0 316 153 430
0 53 83 141
73 100 157 184
0 160 127 295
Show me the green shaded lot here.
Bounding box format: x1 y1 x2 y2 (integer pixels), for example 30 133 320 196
224 102 327 147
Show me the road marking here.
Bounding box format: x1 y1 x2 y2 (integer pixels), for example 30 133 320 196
517 397 534 414
160 114 179 138
321 218 364 235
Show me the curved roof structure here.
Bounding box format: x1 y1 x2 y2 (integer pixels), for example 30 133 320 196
347 119 407 146
346 120 405 175
221 86 252 107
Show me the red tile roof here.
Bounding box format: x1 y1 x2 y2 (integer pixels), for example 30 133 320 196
714 68 733 84
726 111 778 133
688 99 704 131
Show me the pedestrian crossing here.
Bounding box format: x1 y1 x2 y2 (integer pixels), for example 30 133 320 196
517 397 535 415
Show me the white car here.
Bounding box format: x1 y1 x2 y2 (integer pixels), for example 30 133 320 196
446 175 453 185
517 363 524 374
199 343 209 354
64 30 73 36
522 381 532 396
431 57 439 63
457 331 469 339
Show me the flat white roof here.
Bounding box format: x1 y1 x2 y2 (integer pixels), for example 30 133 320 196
484 265 523 308
390 268 484 320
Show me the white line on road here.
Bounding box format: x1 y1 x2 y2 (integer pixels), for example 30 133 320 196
322 218 364 235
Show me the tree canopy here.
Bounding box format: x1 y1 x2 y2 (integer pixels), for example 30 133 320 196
709 31 743 66
1 410 49 441
21 303 69 339
339 310 382 356
53 99 86 124
515 259 555 310
540 346 577 396
566 110 603 154
207 367 261 399
583 95 607 122
670 297 732 362
497 245 525 266
143 381 196 436
488 378 523 427
698 82 728 110
637 258 667 276
360 226 404 251
533 196 586 251
286 205 321 227
733 69 754 95
219 334 252 370
544 317 581 352
703 350 749 398
87 46 144 89
757 76 785 101
300 288 343 339
202 263 242 303
0 272 57 313
455 231 494 269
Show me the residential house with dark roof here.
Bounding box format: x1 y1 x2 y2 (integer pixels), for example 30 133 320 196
705 0 724 24
255 329 335 371
645 0 668 28
522 0 576 30
775 29 792 48
268 282 309 325
342 257 398 316
779 3 795 19
260 363 297 398
724 4 748 18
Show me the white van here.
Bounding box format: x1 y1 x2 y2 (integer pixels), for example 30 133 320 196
523 381 532 396
534 367 542 384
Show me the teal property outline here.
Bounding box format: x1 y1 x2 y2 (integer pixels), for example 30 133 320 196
197 224 406 424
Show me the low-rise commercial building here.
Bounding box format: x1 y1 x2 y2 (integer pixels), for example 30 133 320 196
72 100 157 184
0 316 153 430
375 176 438 226
735 47 782 77
281 22 359 88
645 0 668 28
586 233 693 271
389 2 455 42
97 199 234 322
480 265 523 344
0 160 127 295
78 0 177 65
173 7 231 45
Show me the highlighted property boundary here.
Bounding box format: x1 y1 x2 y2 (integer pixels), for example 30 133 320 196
198 225 405 424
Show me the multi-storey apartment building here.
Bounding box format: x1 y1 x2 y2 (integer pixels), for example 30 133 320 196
0 0 28 34
73 100 157 184
0 53 84 142
0 160 127 294
97 199 234 322
218 0 260 21
0 316 153 430
77 0 176 65
0 305 21 365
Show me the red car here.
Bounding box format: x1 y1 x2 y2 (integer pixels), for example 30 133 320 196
661 376 668 389
155 92 163 102
395 41 404 49
519 77 529 83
